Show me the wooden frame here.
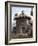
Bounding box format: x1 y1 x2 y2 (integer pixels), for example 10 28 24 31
5 1 37 45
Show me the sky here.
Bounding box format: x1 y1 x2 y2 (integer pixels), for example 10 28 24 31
11 7 32 17
11 7 32 26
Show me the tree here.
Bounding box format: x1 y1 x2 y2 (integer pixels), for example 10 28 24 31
31 8 33 16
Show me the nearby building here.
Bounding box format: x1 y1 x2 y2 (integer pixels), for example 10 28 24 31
14 11 33 38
